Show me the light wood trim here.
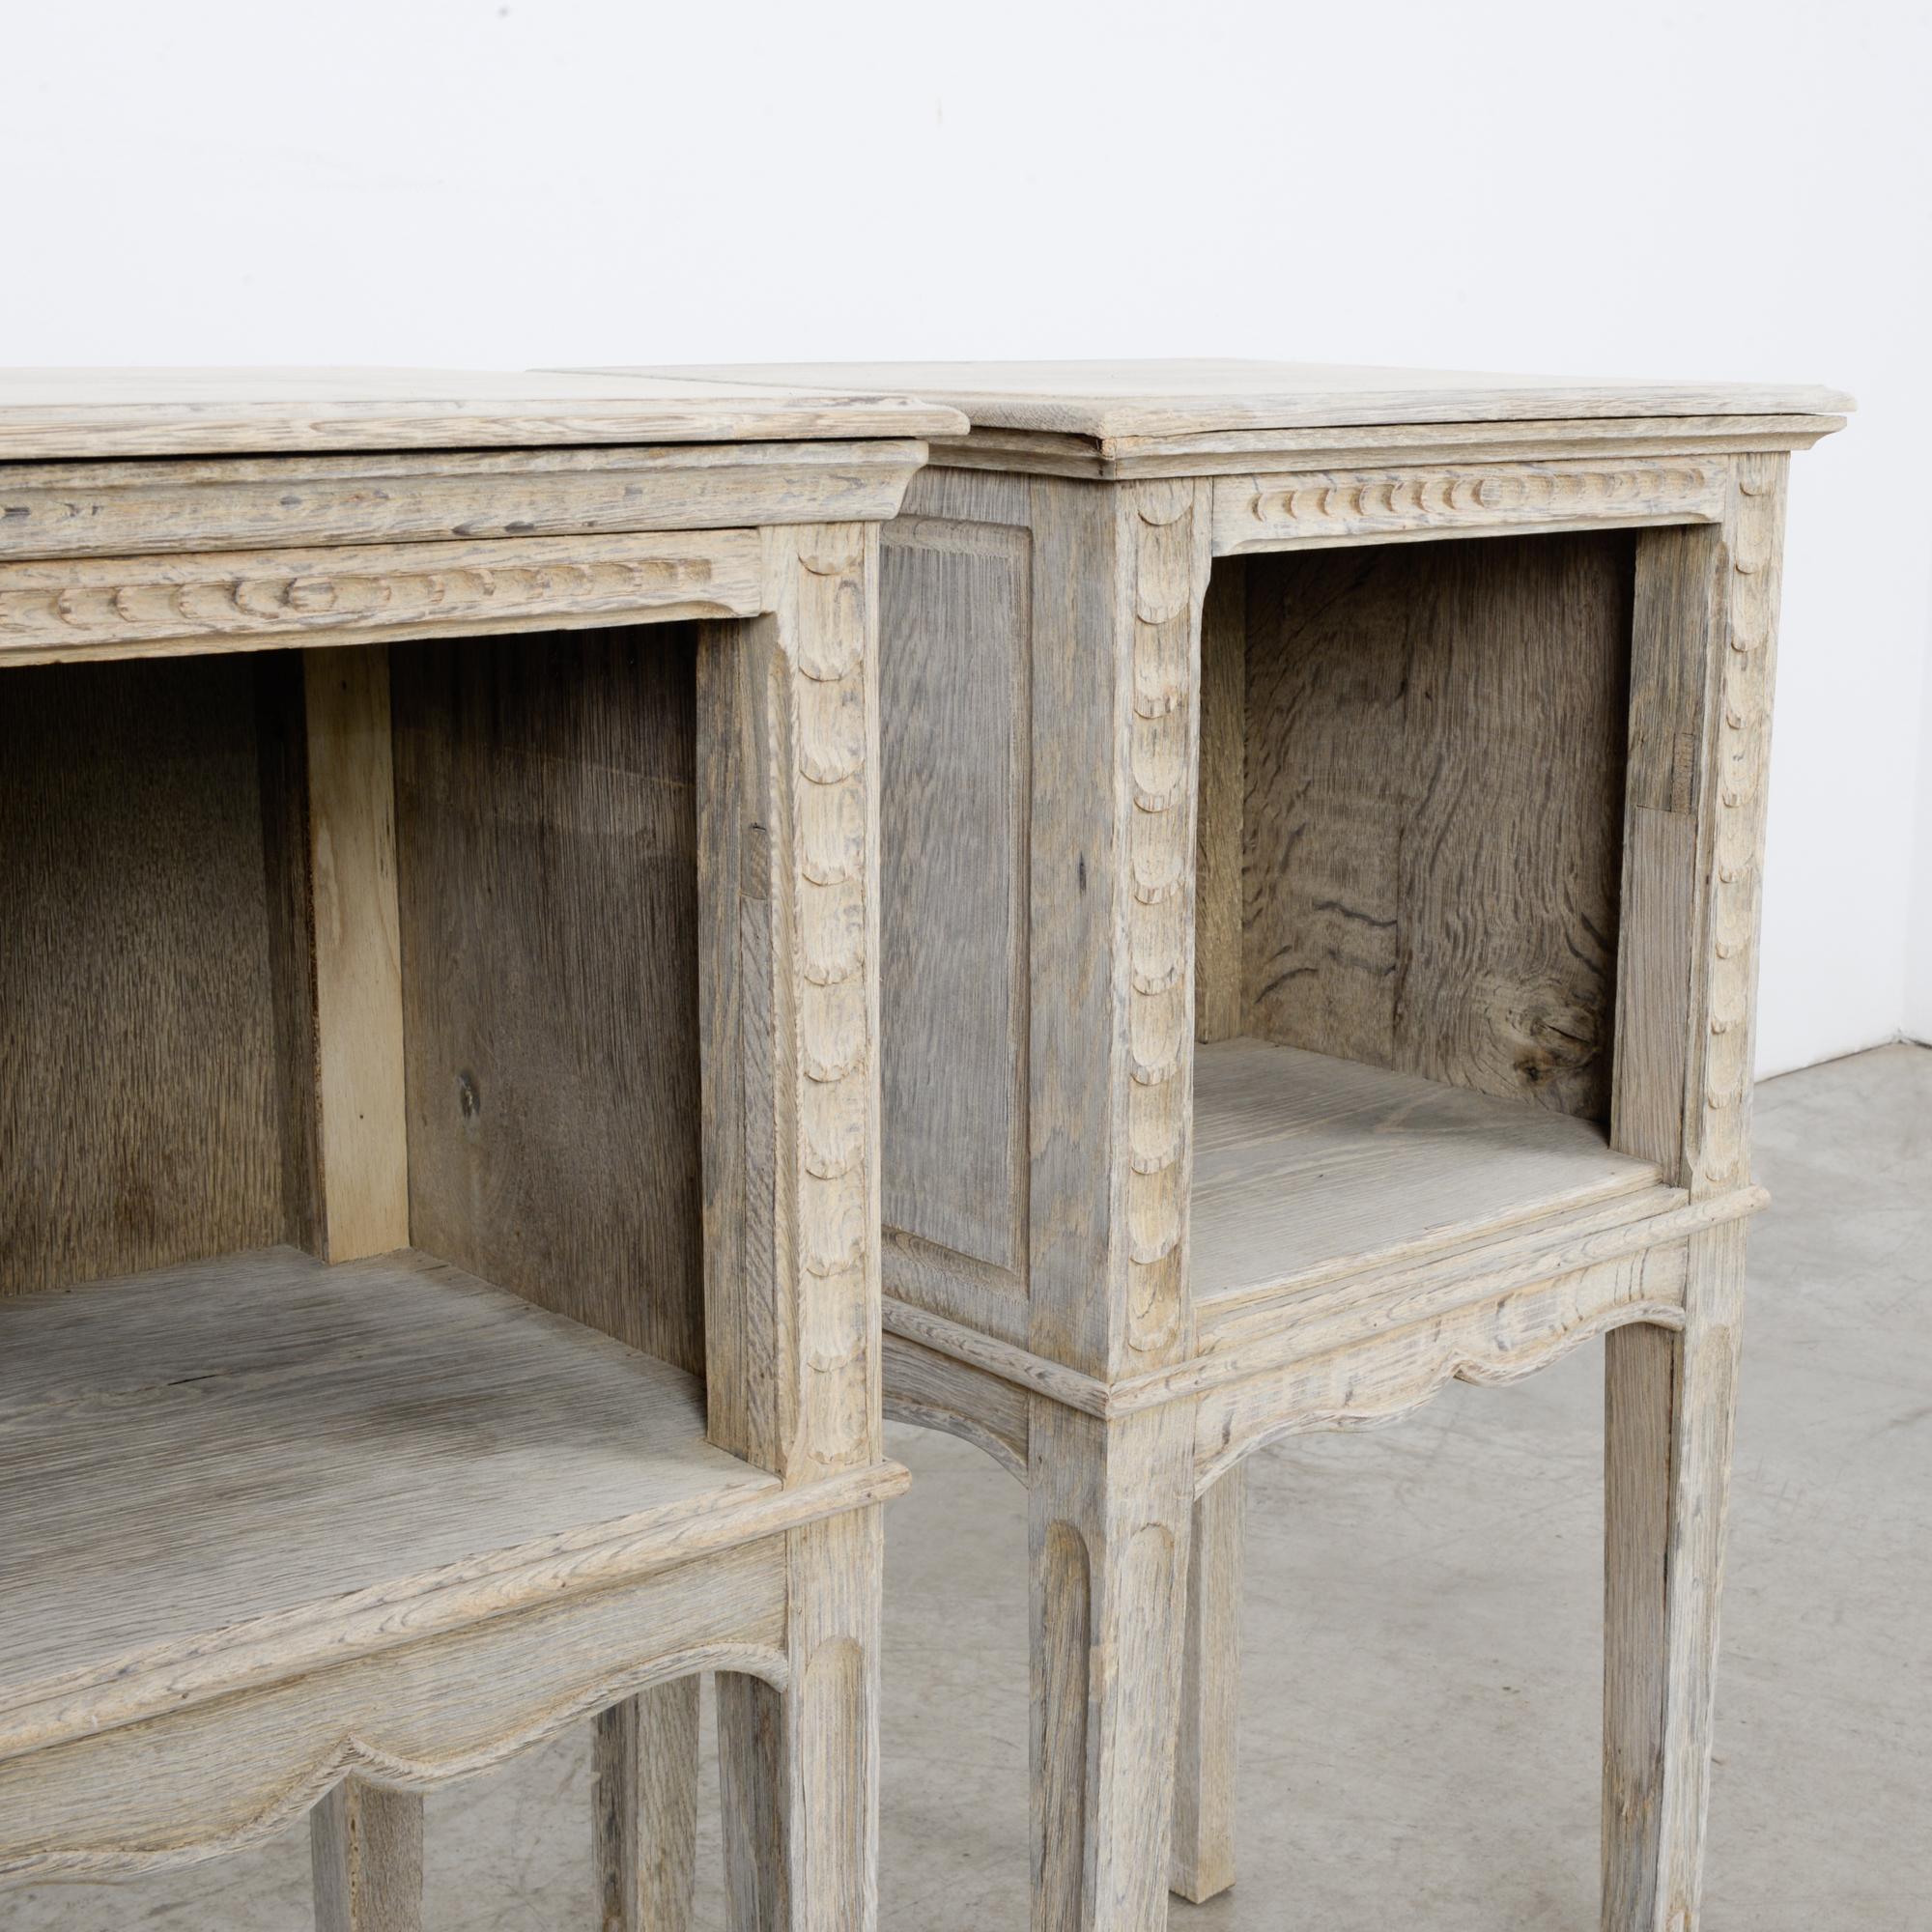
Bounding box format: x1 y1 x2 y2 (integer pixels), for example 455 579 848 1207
1682 456 1788 1198
1192 559 1244 1043
1023 475 1213 1380
0 529 764 666
1613 521 1725 1172
699 526 881 1480
0 441 930 562
0 1438 905 1769
881 1183 1761 1430
2 1548 789 1883
0 367 961 460
1193 1246 1690 1492
923 413 1847 479
1211 458 1727 556
300 649 409 1262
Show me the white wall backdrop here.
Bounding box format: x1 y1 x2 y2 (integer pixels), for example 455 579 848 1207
9 0 1929 1069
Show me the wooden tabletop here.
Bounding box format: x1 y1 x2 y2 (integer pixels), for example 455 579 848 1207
0 368 966 461
605 358 1854 440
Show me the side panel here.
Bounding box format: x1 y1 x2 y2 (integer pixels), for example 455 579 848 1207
392 625 705 1374
879 518 1031 1283
0 657 285 1293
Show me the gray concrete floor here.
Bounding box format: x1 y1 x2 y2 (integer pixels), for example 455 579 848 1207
11 1043 1928 1929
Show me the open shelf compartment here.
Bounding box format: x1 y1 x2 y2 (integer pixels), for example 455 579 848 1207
0 625 745 1750
0 1246 774 1755
1189 529 1660 1308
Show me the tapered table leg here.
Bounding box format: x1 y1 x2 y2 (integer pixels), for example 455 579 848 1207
1604 1224 1747 1931
311 1776 423 1932
1171 1463 1245 1903
595 1678 700 1931
1031 1400 1197 1932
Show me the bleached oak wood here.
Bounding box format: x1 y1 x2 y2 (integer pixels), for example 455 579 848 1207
0 656 287 1293
1212 458 1727 554
0 441 929 560
772 363 1843 1932
1192 559 1245 1043
0 528 765 666
2 1537 790 1882
719 1511 885 1932
1030 1402 1196 1932
0 412 912 1928
1681 457 1788 1200
594 1680 700 1932
1194 1244 1690 1492
879 1184 1758 1435
698 526 882 1483
299 648 409 1261
1604 1226 1747 1931
0 1246 912 1764
312 1778 423 1932
1191 1040 1660 1305
392 626 708 1374
1169 1463 1244 1903
617 360 1851 440
1240 531 1633 1119
881 1329 1030 1481
917 414 1846 481
0 367 962 459
1021 475 1212 1381
879 515 1032 1278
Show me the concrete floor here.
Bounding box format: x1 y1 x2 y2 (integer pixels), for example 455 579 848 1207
11 1043 1928 1930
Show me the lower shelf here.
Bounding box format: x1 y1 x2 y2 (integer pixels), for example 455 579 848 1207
1190 1039 1662 1307
0 1246 780 1758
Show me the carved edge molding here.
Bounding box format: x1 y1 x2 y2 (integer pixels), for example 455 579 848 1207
0 1641 786 1886
0 441 932 563
1685 454 1787 1197
926 417 1843 481
1211 458 1730 555
0 529 766 665
0 1455 910 1764
882 1330 1030 1483
784 525 882 1479
1122 479 1210 1365
1191 1265 1689 1494
881 1184 1761 1439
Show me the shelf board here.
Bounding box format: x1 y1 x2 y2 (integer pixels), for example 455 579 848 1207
0 1246 786 1757
1190 1039 1661 1308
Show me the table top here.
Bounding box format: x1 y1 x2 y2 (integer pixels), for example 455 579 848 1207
0 367 967 462
608 358 1854 440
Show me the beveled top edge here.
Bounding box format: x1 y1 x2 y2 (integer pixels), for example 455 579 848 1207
0 367 968 460
611 359 1855 441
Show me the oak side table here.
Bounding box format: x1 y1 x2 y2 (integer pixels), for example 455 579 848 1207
0 369 962 1932
638 357 1846 1932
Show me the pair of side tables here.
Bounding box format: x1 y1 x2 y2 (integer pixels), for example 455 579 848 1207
0 362 1849 1932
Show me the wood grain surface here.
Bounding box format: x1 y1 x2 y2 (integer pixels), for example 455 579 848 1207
1190 1038 1658 1305
0 367 962 460
620 359 1852 440
0 656 285 1293
1241 531 1634 1119
393 624 706 1374
0 1245 773 1747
